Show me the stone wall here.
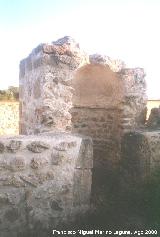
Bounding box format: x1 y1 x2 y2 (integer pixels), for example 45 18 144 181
19 38 147 167
19 36 88 135
0 101 19 135
121 130 160 183
120 68 147 132
71 63 124 171
0 132 93 236
71 107 122 168
19 36 147 202
71 57 147 170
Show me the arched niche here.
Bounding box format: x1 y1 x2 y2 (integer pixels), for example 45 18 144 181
71 63 125 169
72 63 124 108
71 63 125 200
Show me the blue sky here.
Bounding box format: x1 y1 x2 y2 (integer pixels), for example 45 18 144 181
0 0 160 98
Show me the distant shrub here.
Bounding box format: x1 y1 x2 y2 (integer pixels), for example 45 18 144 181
0 86 19 101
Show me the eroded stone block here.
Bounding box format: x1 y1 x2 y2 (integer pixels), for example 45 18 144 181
0 175 26 187
53 141 77 151
8 157 26 171
30 157 49 169
121 130 160 182
19 175 39 187
7 140 22 153
27 141 50 153
35 170 54 184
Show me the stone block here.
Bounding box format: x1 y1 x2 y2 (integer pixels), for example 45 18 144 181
30 156 49 169
0 132 93 235
121 130 160 183
27 141 50 153
8 157 26 171
7 140 22 153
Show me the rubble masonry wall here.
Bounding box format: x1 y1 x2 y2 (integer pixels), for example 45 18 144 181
19 37 147 170
0 132 92 236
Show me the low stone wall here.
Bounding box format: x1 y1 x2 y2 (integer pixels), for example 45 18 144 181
0 132 93 236
0 101 19 135
121 130 160 183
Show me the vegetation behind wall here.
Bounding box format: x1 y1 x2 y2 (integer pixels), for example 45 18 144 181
0 86 19 101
